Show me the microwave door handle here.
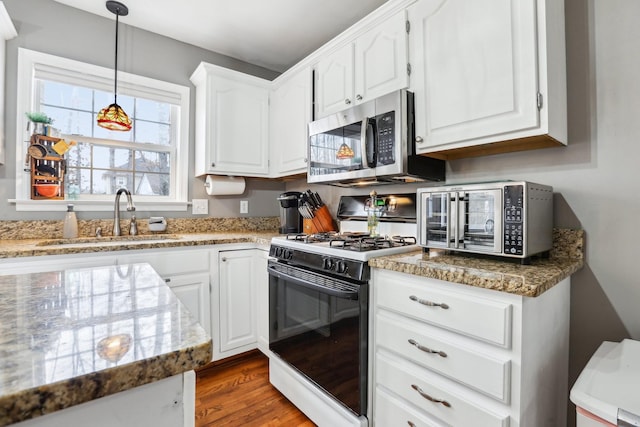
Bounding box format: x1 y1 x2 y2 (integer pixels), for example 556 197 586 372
360 119 368 168
360 118 375 168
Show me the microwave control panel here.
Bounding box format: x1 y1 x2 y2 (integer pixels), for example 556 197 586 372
503 185 524 255
376 111 395 165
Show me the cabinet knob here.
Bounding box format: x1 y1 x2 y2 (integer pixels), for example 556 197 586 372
221 257 227 262
344 98 351 105
355 94 362 101
211 162 216 167
165 278 171 283
415 136 424 144
304 158 308 163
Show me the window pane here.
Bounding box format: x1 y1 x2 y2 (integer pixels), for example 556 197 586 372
136 151 170 173
134 121 171 146
40 80 93 111
93 146 132 170
136 98 171 123
93 170 132 194
135 172 170 196
42 106 93 136
66 142 91 167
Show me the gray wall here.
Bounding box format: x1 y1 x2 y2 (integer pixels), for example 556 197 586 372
0 0 284 220
288 1 635 425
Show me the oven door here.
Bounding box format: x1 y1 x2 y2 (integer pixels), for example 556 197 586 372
268 260 368 416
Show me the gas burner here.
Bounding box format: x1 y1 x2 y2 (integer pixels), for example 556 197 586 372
286 232 341 243
328 235 417 252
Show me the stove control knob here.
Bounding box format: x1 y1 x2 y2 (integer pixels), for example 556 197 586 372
275 247 283 258
323 257 335 270
336 261 348 274
283 249 293 260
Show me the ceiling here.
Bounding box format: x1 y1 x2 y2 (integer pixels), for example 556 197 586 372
52 0 389 73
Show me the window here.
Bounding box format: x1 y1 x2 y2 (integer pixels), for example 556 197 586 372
13 49 190 211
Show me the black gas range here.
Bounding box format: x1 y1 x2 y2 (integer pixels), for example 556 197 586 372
267 194 418 426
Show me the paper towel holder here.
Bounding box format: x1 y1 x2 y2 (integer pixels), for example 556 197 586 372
204 175 246 196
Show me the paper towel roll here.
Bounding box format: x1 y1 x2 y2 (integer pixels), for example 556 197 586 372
204 175 246 195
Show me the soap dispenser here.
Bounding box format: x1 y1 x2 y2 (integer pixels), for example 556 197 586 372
63 204 78 239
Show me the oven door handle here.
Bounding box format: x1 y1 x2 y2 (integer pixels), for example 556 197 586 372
268 264 360 300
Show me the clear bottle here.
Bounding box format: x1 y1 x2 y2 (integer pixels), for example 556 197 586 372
63 204 78 239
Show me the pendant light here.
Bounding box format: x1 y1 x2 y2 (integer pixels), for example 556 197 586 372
97 1 132 131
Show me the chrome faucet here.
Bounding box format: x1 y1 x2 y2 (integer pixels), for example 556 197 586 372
113 187 136 236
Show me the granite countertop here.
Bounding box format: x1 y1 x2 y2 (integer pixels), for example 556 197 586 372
368 229 585 297
0 232 278 259
0 263 212 426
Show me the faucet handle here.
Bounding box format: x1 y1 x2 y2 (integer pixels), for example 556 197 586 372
129 215 138 236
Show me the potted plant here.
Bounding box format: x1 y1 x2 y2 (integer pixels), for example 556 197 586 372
25 112 54 135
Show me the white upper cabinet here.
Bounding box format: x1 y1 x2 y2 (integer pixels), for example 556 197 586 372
191 62 270 177
269 66 312 177
409 0 567 160
315 10 409 118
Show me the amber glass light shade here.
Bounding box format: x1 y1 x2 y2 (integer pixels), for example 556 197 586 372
336 142 355 159
97 103 132 131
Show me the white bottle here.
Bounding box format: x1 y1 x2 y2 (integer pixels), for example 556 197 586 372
63 204 78 239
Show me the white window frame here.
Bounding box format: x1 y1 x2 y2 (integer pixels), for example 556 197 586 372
11 48 190 212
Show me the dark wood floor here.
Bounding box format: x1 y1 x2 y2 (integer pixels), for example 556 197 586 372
195 351 316 427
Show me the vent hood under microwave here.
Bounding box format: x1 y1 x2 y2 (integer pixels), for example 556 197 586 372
307 90 445 187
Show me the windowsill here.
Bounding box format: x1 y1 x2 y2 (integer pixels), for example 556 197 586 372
9 199 190 212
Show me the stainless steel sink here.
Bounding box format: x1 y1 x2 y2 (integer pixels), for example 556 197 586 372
36 234 183 246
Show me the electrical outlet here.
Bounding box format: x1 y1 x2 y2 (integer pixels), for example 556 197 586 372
240 200 249 214
192 199 208 215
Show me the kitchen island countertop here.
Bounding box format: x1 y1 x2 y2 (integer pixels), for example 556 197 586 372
369 228 584 297
0 263 212 426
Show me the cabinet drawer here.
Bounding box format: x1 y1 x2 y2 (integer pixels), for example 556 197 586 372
375 272 512 347
376 354 509 427
122 249 210 277
376 312 511 403
375 387 444 427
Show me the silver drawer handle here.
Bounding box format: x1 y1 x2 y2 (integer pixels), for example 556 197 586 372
411 384 451 408
408 338 447 358
409 295 449 309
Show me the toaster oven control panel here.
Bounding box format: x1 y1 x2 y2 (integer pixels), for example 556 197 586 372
503 185 524 255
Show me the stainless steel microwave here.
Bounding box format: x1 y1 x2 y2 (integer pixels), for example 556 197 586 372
417 181 553 262
307 90 445 186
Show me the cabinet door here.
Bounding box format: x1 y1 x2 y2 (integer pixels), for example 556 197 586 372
166 272 211 336
354 10 408 104
218 250 258 352
410 0 538 152
270 67 312 176
315 43 354 117
208 73 270 175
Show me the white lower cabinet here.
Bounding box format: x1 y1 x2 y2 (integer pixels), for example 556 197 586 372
371 268 571 427
120 248 212 336
213 247 268 360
